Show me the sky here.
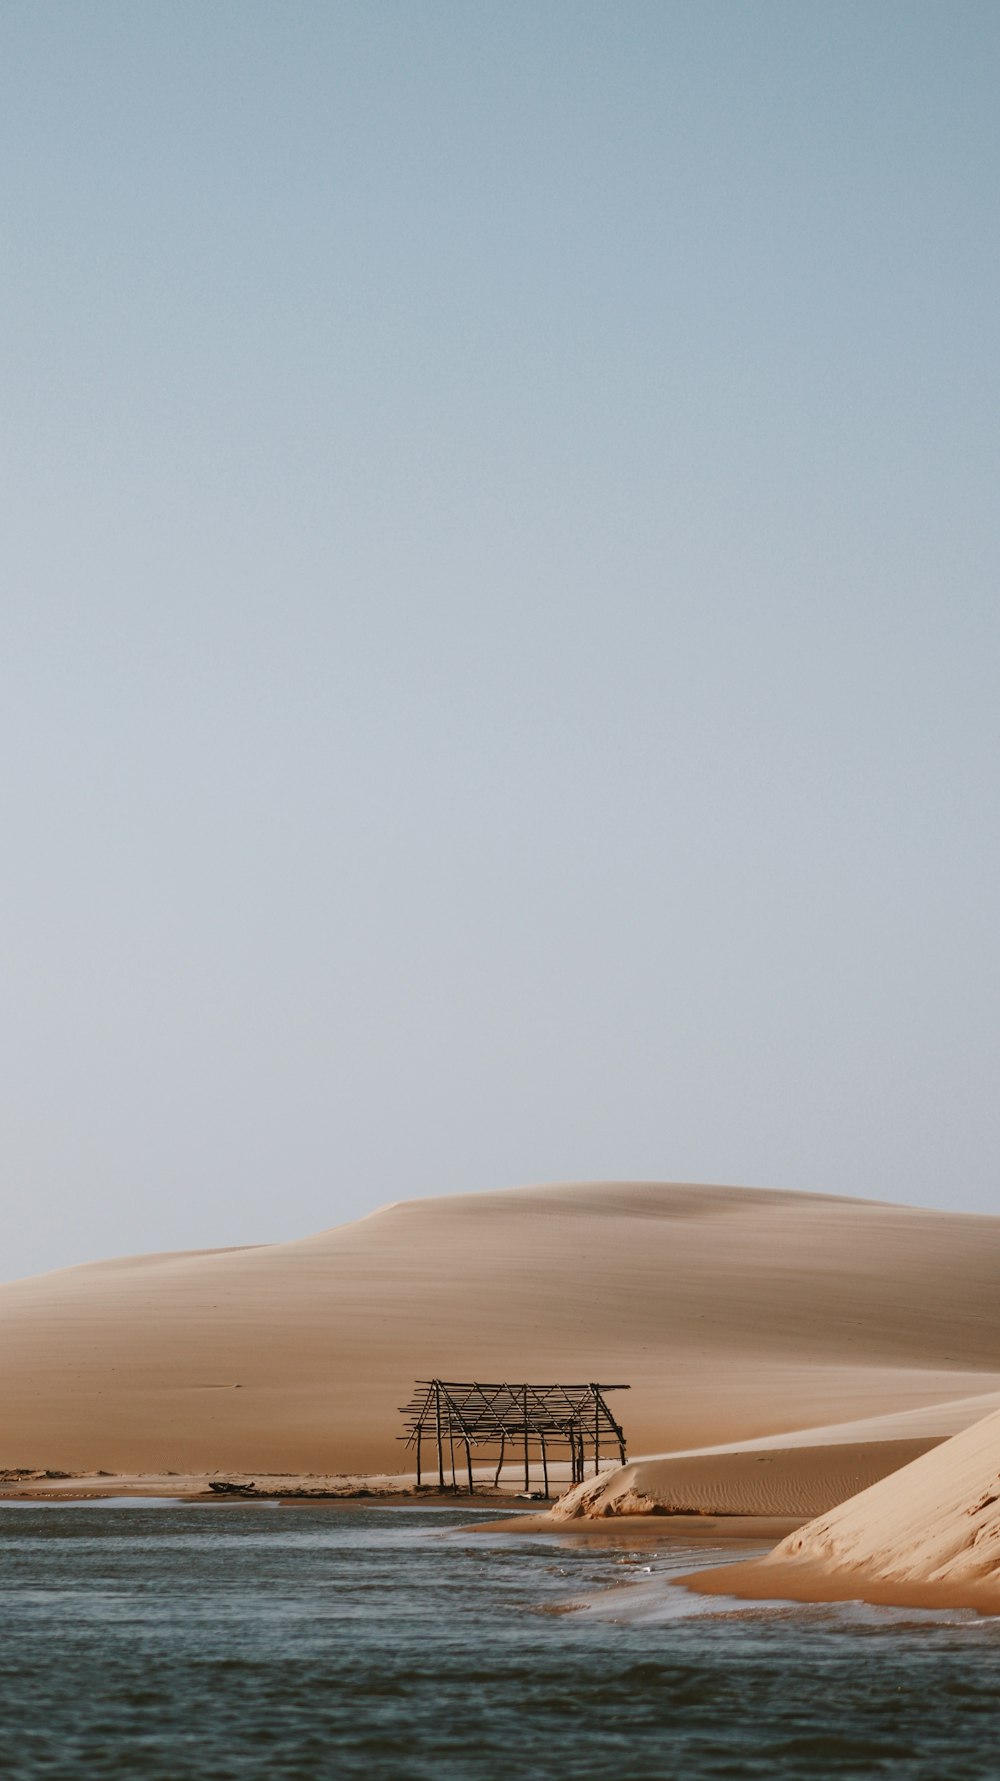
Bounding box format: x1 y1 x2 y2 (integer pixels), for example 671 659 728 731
2 0 998 1281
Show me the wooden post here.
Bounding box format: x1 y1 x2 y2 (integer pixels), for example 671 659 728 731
523 1384 530 1492
541 1432 549 1499
593 1385 600 1477
465 1438 474 1494
435 1383 445 1490
493 1432 506 1489
416 1425 422 1489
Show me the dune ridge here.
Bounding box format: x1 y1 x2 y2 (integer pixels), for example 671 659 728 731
2 1181 1000 1484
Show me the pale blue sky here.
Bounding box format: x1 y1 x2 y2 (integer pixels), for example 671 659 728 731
3 1 998 1280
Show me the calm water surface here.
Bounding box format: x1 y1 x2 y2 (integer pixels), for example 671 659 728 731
2 1502 999 1779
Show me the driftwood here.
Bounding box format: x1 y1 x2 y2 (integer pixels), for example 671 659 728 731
208 1479 257 1496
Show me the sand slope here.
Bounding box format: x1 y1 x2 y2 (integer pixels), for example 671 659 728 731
550 1390 1000 1520
549 1441 939 1521
685 1404 1000 1611
3 1181 1000 1478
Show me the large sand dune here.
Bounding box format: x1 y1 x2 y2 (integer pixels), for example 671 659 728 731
2 1182 1000 1481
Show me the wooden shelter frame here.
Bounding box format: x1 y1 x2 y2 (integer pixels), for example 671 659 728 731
399 1380 629 1495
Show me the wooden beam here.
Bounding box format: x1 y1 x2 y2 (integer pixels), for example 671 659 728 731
435 1382 445 1490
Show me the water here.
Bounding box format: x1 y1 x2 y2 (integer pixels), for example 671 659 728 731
3 1502 1000 1780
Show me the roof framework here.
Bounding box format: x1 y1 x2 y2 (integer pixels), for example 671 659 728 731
399 1380 629 1495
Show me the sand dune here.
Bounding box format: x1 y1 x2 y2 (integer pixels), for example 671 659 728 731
637 1388 1000 1456
685 1404 1000 1611
548 1441 938 1521
550 1390 1000 1520
2 1181 1000 1480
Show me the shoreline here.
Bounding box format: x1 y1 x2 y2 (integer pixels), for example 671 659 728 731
12 1472 1000 1614
677 1553 1000 1617
0 1476 805 1544
0 1472 535 1507
470 1510 805 1542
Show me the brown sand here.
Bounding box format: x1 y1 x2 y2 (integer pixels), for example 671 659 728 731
682 1554 1000 1615
683 1404 1000 1613
472 1512 804 1544
3 1181 1000 1488
546 1393 1000 1520
548 1439 939 1521
0 1470 435 1502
